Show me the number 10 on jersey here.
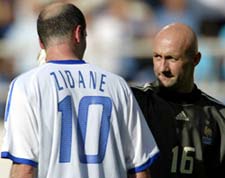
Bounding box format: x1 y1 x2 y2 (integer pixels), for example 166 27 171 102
58 95 112 164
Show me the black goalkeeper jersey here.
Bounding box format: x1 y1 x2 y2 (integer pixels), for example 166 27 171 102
131 81 225 178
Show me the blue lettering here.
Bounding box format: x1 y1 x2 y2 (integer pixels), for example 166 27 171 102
78 71 86 88
50 70 107 92
65 70 75 88
59 70 68 88
89 71 97 89
99 74 106 92
50 72 63 91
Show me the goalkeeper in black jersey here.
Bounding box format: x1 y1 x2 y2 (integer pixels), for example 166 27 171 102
132 23 225 178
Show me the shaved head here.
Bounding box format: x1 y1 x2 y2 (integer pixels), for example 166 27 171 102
152 23 201 92
154 23 198 59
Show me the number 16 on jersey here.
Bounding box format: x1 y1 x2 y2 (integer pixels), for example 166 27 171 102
171 146 195 174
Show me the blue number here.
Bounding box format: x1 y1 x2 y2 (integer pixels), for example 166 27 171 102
58 95 112 164
58 96 72 163
77 96 112 163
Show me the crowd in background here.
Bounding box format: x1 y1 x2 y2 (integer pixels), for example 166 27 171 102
0 0 225 118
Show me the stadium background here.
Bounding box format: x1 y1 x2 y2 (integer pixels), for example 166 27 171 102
0 0 225 177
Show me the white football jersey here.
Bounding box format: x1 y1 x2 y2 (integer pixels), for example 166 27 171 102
1 60 159 178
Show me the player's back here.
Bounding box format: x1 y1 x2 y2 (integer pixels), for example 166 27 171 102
27 60 130 178
3 60 158 178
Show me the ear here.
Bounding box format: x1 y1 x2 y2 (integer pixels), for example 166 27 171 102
39 38 45 49
73 25 82 43
193 52 201 66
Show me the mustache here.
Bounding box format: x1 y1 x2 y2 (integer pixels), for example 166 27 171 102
160 71 173 77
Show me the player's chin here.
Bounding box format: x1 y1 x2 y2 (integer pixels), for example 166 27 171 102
158 77 176 88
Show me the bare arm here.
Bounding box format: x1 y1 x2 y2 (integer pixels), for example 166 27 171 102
128 169 151 178
9 163 37 178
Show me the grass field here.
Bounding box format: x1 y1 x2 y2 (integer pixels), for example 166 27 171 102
0 120 11 177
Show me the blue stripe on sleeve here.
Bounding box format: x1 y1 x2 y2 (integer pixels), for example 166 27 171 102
4 79 16 122
1 152 38 167
128 152 160 174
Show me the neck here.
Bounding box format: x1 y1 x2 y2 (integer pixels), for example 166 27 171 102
158 79 195 93
174 82 195 93
180 78 195 93
45 43 82 62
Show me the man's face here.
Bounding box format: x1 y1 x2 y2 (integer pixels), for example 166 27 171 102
153 36 194 91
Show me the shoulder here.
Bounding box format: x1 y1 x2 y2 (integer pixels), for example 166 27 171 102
199 91 225 134
130 82 158 107
200 90 225 108
88 63 124 79
130 82 157 95
10 64 49 90
198 89 225 119
93 64 130 88
88 63 134 97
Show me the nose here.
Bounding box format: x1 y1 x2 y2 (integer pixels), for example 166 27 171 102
159 58 169 71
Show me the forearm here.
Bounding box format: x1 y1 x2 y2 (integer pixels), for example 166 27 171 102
128 169 151 178
10 163 36 178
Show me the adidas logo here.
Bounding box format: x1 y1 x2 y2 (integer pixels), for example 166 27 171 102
175 111 190 121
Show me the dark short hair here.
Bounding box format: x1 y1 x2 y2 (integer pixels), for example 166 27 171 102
37 3 86 47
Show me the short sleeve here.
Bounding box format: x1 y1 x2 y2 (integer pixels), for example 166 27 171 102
122 83 159 173
1 79 39 167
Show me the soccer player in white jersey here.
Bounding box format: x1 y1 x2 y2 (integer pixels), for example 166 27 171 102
1 2 159 178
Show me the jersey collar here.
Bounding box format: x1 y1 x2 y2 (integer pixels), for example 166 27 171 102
152 81 201 104
47 59 86 64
